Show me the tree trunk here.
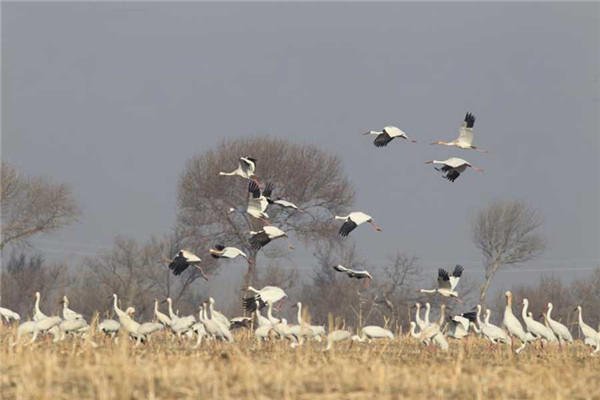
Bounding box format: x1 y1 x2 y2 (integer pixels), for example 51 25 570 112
244 253 258 288
479 262 500 306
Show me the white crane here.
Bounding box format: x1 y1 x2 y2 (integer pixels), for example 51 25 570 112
419 265 464 300
447 311 477 340
424 302 431 326
136 322 164 344
413 303 427 331
208 297 230 328
431 112 488 153
32 291 48 321
253 300 271 328
60 295 84 321
219 157 258 181
351 326 394 342
98 319 120 340
242 180 271 221
503 291 534 353
32 291 61 340
59 319 89 341
334 212 382 237
364 126 417 147
545 302 573 345
154 299 172 326
521 298 557 345
248 226 294 251
171 314 196 339
324 330 352 351
210 244 248 262
417 304 446 345
332 265 373 288
243 286 287 311
24 316 63 345
191 306 208 349
265 300 281 326
164 298 179 322
0 307 20 323
477 306 511 346
289 302 323 342
262 184 302 212
163 250 208 280
425 158 483 182
207 300 234 343
575 306 598 347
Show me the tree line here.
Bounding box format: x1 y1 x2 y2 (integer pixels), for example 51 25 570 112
3 136 592 330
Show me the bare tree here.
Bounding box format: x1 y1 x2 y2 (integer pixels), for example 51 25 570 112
177 136 355 286
0 162 80 251
0 252 70 318
82 233 212 319
472 200 546 305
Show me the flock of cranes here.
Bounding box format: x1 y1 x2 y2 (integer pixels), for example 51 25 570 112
3 289 599 356
2 112 598 357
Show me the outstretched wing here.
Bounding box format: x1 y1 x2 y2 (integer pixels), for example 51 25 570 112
243 295 265 312
262 182 275 199
338 219 358 237
169 255 190 276
442 169 461 182
332 265 348 273
457 112 475 145
248 181 262 198
450 265 464 290
373 132 393 148
249 231 271 250
437 268 452 290
460 311 477 323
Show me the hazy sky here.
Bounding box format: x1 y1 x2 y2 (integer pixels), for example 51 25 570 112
2 2 599 297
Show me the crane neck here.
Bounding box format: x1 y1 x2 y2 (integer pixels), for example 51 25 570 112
476 306 483 327
297 303 303 325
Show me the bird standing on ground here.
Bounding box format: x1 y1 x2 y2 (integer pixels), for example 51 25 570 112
545 302 573 345
0 307 20 323
60 296 84 321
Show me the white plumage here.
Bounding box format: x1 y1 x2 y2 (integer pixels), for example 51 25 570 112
364 126 417 147
425 158 483 182
334 212 381 237
431 112 488 153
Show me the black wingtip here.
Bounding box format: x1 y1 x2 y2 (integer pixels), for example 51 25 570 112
438 268 450 280
453 265 464 277
464 112 475 128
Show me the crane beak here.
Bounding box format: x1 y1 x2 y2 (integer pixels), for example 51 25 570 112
472 167 484 173
425 161 434 164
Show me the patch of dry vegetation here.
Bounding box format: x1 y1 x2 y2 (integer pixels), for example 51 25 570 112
1 326 598 400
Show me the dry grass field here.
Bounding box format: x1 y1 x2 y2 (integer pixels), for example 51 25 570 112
1 325 599 400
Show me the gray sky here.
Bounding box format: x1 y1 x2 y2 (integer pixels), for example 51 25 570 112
2 2 599 297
